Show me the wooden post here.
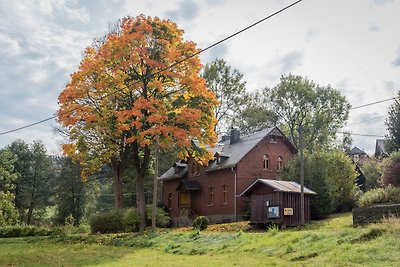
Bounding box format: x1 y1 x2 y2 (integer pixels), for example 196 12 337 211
151 136 159 232
299 124 305 226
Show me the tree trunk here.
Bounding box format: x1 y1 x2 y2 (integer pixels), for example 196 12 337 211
27 200 34 225
111 159 124 209
136 172 147 232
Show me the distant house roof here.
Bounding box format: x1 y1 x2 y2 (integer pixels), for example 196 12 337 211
350 147 366 155
240 179 317 197
375 139 387 158
159 127 296 181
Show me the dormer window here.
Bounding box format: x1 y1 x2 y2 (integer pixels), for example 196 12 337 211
216 156 221 164
263 154 270 170
191 162 200 176
277 156 283 171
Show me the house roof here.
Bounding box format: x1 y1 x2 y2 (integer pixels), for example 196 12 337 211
375 139 387 157
240 179 317 197
159 126 295 181
205 127 293 172
159 162 187 181
350 147 366 155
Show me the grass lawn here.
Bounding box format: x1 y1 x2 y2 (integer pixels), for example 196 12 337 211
1 213 399 266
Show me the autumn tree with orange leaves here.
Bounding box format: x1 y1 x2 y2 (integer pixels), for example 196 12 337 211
58 15 217 231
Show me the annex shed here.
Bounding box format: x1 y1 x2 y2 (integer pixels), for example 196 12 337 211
241 179 316 227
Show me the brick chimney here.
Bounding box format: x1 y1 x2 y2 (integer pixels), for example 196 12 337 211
230 127 240 144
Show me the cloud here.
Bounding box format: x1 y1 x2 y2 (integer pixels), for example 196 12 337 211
280 51 304 74
165 0 200 22
391 48 400 67
202 43 228 63
368 23 380 32
205 0 226 6
373 0 394 5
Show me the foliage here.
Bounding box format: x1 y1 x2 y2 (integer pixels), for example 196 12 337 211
385 90 400 153
52 157 99 226
202 58 248 135
89 209 126 234
0 225 62 238
381 151 400 187
359 160 382 190
269 74 350 151
280 150 358 219
90 207 170 233
0 149 19 227
6 140 54 225
357 185 400 207
236 89 278 135
58 15 217 231
192 216 209 230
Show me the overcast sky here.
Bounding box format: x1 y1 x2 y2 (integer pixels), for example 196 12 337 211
0 0 399 155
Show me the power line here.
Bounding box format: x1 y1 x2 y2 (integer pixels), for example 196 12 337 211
344 115 386 127
350 97 397 110
0 0 304 137
338 131 385 138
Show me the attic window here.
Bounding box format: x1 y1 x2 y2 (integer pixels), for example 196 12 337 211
216 156 221 164
263 154 270 170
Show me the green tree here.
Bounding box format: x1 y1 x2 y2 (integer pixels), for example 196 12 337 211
280 150 358 219
53 157 85 225
269 74 350 151
385 91 400 153
381 151 400 187
0 149 19 226
202 58 248 135
359 160 382 190
236 89 278 135
7 140 54 225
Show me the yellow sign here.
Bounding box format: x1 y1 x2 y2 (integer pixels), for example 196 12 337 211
284 208 293 216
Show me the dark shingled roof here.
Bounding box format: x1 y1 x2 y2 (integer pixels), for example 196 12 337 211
159 162 187 181
159 127 295 181
240 179 317 197
350 146 366 155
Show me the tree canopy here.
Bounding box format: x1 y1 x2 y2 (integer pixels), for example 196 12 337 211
385 90 400 153
202 58 248 135
57 15 217 231
0 149 19 226
269 74 350 151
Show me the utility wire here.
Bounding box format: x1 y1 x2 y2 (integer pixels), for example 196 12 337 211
350 97 397 110
0 0 304 137
344 115 386 127
338 131 385 138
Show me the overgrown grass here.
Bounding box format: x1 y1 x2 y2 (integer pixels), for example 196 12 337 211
0 213 399 266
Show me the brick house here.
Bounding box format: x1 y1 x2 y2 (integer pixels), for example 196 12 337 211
159 127 296 226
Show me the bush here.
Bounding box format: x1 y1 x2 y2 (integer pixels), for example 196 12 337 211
89 209 125 234
193 216 209 230
122 208 140 232
0 225 61 238
145 205 170 228
89 207 171 234
357 185 400 207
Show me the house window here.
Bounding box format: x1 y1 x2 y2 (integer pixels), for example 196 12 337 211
167 193 172 209
222 185 228 204
277 156 283 171
208 187 214 206
191 162 200 176
263 154 270 170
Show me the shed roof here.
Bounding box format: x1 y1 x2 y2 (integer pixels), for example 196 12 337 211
240 179 317 197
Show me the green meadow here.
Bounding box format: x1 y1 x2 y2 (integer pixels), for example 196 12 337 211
1 213 399 266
